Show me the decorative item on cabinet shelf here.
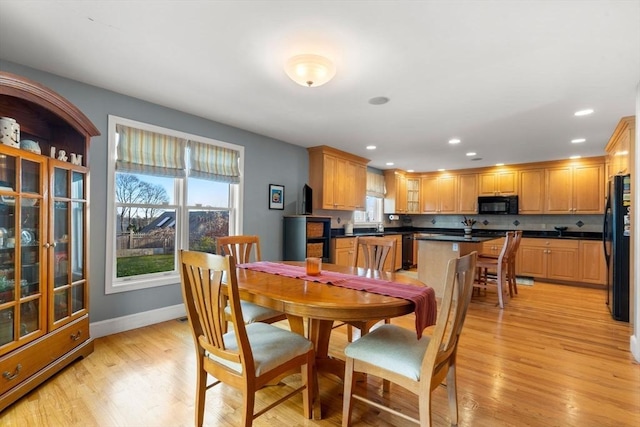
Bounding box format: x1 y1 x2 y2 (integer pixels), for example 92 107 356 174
20 139 41 154
50 146 83 166
0 116 20 148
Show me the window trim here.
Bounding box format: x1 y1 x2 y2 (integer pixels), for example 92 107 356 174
105 115 244 294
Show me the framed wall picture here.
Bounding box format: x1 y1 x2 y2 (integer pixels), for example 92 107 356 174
269 184 284 210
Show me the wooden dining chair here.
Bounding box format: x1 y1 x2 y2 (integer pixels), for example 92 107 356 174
477 230 522 297
179 250 316 427
474 231 515 308
342 251 477 427
346 236 398 342
217 235 287 326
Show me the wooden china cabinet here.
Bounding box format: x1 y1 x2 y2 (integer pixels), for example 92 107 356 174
0 72 99 411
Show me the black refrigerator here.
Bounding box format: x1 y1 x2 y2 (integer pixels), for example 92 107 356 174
603 174 631 322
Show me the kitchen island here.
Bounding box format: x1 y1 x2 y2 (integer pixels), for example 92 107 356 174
415 234 497 297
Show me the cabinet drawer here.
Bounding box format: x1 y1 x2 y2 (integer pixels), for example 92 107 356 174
334 237 356 249
0 316 89 395
520 238 579 249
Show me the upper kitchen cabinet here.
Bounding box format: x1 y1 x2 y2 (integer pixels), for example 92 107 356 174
478 169 517 196
545 159 605 214
383 170 408 214
308 146 369 211
605 116 635 178
420 173 457 214
406 176 420 213
457 173 478 214
518 168 545 214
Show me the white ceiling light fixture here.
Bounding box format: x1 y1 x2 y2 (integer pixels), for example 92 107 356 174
466 152 476 156
284 54 336 87
385 162 394 166
448 138 461 144
571 138 586 143
366 145 377 150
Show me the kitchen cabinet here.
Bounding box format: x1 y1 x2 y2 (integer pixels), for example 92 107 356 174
406 177 420 213
518 169 545 214
517 238 580 282
481 237 505 256
478 169 517 196
331 237 356 266
0 72 99 411
457 173 478 214
605 116 634 178
308 146 369 211
579 240 606 285
283 216 331 262
545 162 604 214
420 174 457 214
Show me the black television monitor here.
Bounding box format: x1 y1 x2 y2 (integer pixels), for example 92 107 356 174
302 184 313 215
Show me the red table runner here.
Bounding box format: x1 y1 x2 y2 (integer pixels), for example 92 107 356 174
237 261 436 339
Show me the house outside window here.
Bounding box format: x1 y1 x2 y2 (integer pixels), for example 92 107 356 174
105 116 243 293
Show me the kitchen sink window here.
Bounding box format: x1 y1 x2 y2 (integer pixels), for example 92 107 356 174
354 171 385 224
104 116 243 293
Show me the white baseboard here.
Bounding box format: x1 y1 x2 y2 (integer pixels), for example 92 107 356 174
631 335 640 363
90 304 187 339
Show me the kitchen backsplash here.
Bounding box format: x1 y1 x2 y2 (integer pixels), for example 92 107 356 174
314 209 603 233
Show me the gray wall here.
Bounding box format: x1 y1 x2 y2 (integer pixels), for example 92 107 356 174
0 60 308 323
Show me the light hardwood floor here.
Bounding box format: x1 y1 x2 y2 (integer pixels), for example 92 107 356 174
1 282 638 426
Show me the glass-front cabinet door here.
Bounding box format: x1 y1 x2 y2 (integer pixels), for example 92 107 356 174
0 151 47 353
49 161 88 327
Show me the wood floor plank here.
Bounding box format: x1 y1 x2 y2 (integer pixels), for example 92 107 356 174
1 282 638 426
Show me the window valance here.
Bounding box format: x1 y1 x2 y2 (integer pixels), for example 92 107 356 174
366 171 385 198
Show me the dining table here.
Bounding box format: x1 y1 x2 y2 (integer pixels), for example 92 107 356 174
234 261 436 381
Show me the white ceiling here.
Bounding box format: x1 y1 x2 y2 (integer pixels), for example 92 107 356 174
0 1 638 172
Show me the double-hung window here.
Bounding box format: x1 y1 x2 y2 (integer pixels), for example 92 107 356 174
105 116 243 293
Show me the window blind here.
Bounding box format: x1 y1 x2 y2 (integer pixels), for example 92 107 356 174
188 141 240 183
116 124 187 177
366 171 385 198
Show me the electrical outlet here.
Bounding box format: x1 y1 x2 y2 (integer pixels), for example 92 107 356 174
541 224 546 229
452 243 459 251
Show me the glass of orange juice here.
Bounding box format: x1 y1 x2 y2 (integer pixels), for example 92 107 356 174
305 257 321 276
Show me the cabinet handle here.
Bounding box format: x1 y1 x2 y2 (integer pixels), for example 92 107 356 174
70 330 82 341
43 242 57 248
3 364 21 381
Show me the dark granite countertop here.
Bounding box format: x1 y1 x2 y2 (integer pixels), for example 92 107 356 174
331 227 602 241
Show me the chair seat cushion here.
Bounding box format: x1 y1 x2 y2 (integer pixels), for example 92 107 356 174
225 301 284 323
210 322 312 376
344 324 430 381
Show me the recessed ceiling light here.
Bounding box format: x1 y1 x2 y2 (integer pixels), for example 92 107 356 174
570 155 581 159
466 152 476 156
385 162 394 166
369 96 390 105
407 169 414 172
437 168 446 172
448 138 461 144
571 138 586 143
366 145 377 150
574 109 594 116
496 163 504 166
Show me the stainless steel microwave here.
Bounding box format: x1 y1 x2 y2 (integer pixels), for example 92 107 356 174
477 196 519 215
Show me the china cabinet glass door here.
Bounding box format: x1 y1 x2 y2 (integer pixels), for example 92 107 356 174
50 163 88 327
0 152 47 351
